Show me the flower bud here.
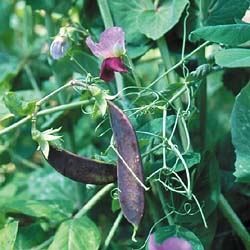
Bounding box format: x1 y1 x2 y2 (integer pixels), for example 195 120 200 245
50 36 69 60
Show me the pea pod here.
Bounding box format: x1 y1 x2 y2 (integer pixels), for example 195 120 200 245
46 146 117 184
109 101 145 228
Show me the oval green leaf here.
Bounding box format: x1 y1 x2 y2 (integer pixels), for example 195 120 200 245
48 217 101 250
231 84 250 182
215 49 250 68
189 24 250 46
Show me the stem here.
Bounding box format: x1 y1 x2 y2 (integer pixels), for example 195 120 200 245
218 194 250 250
97 0 114 28
0 100 92 136
31 236 54 250
147 41 210 89
156 183 174 225
102 211 123 250
157 36 189 152
24 65 41 98
197 49 207 150
74 183 115 218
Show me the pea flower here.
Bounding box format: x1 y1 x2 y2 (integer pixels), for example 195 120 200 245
148 235 192 250
86 26 128 82
50 36 69 60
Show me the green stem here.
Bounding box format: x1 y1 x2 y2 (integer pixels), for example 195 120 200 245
102 211 123 250
97 0 114 28
74 183 115 218
157 36 189 152
147 41 210 89
156 183 174 225
24 65 42 98
197 49 207 150
31 236 54 250
0 100 92 136
218 194 250 250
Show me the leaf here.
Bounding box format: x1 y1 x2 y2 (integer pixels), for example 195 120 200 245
3 91 36 116
215 49 250 68
109 0 151 56
89 85 107 117
0 53 20 84
0 221 18 250
148 225 204 250
189 24 250 46
138 0 188 40
14 223 48 250
26 0 73 14
48 217 101 250
204 0 249 25
231 84 250 182
70 50 99 76
4 200 73 222
137 116 176 141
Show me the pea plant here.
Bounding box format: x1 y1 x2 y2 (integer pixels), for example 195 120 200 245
1 0 250 249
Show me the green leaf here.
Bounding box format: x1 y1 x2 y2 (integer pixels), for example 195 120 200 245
148 225 204 250
215 49 250 68
189 24 250 46
4 200 72 222
48 217 101 250
70 50 99 76
89 86 107 117
204 0 249 25
109 0 151 56
3 91 36 116
14 223 48 250
231 84 250 182
26 0 73 14
138 0 188 40
0 53 20 84
137 116 176 141
0 221 18 250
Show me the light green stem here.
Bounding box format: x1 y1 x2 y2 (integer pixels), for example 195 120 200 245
24 65 41 98
31 237 54 250
156 36 189 152
74 183 115 218
97 0 114 28
0 100 92 136
218 194 250 250
102 211 123 250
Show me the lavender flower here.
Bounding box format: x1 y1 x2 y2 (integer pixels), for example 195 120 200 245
86 27 128 82
148 235 192 250
50 36 69 60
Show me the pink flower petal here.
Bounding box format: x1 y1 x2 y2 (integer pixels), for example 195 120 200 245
100 57 128 82
86 27 126 59
148 235 192 250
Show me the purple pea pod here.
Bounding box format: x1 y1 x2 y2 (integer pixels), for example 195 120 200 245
46 146 117 185
108 101 145 229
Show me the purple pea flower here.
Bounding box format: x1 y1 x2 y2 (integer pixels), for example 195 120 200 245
50 36 69 60
148 235 192 250
86 26 128 82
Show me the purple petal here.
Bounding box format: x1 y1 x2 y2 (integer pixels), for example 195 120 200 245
50 36 69 60
86 27 126 59
148 235 192 250
100 57 128 82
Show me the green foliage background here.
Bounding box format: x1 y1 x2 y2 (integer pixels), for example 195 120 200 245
0 0 250 249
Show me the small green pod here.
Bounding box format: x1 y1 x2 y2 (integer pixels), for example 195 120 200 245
109 101 145 228
46 146 117 185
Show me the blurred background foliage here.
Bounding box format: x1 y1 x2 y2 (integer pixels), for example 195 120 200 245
0 0 250 250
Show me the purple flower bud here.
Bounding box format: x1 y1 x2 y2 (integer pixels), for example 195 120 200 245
86 27 126 59
100 57 128 82
148 235 192 250
50 36 69 60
